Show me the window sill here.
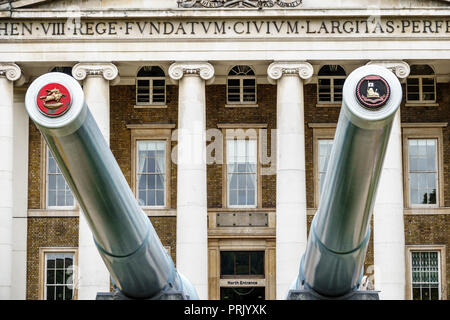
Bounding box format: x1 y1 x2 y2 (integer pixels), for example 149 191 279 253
28 209 79 217
404 207 449 215
405 103 439 107
142 208 177 217
225 104 258 108
316 103 341 108
134 104 168 109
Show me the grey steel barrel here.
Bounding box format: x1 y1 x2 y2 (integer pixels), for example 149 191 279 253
25 72 198 300
290 65 402 298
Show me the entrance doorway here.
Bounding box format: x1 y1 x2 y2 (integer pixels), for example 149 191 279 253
220 287 265 300
219 251 265 301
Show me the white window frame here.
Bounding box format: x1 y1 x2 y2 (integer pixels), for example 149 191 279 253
226 138 258 209
39 247 78 300
129 125 174 211
135 139 167 209
317 138 334 201
402 125 445 209
136 76 166 106
317 75 346 105
407 138 439 208
44 144 76 210
226 66 257 106
406 75 437 105
405 245 446 300
311 125 336 208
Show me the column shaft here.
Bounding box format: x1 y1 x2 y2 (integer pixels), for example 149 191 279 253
275 74 308 299
176 74 208 299
373 110 406 299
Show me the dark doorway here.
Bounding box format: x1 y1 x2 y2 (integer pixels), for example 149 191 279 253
220 287 265 301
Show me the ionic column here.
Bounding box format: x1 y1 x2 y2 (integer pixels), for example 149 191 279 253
367 60 410 300
0 63 23 299
169 62 214 300
72 63 119 299
268 61 313 300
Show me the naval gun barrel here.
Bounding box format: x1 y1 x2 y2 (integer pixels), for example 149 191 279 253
290 65 402 299
25 72 198 300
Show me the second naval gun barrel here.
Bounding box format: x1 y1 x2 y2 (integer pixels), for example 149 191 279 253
289 65 402 299
25 73 197 300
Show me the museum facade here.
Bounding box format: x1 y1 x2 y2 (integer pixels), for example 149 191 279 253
0 0 449 300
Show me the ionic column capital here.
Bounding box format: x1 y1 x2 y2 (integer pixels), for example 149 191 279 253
72 62 120 85
366 60 410 79
267 61 314 85
168 62 215 85
0 63 26 86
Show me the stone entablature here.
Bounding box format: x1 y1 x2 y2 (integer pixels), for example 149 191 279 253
1 17 449 40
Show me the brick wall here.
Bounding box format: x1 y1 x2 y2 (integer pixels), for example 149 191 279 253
205 84 277 208
28 121 41 210
401 82 450 299
304 84 341 208
401 83 450 207
405 215 449 299
150 217 177 264
110 85 179 261
26 218 79 300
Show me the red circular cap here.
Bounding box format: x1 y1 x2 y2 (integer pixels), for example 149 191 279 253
36 83 71 117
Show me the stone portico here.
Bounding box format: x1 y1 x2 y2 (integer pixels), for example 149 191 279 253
0 0 449 300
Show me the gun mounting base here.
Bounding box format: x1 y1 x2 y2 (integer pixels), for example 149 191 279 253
96 288 191 300
287 289 379 300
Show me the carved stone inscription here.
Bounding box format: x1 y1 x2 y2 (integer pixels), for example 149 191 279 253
1 18 449 39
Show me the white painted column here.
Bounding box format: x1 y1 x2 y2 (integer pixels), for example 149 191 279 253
368 61 410 300
0 63 22 299
169 62 214 300
268 62 313 300
11 86 29 300
72 63 119 299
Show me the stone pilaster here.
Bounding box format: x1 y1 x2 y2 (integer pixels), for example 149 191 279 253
169 62 214 300
267 61 313 300
0 63 22 299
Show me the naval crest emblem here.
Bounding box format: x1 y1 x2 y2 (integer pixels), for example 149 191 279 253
355 75 391 110
37 83 72 117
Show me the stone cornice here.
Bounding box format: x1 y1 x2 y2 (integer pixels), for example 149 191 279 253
72 62 120 85
168 62 215 84
267 61 313 84
3 8 450 19
366 60 410 79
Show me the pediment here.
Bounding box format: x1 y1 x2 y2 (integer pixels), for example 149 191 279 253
2 0 449 10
